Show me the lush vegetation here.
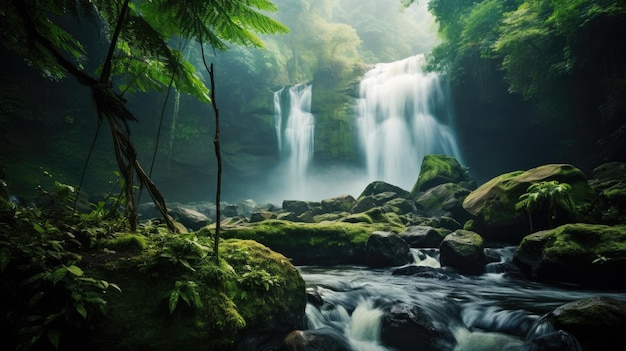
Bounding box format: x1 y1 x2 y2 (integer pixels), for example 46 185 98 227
0 174 305 350
412 0 626 177
515 180 577 231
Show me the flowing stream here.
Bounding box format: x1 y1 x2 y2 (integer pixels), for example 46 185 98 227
298 248 626 351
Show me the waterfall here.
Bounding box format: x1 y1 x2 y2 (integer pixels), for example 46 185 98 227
264 55 463 203
273 87 284 154
274 84 315 195
356 54 462 190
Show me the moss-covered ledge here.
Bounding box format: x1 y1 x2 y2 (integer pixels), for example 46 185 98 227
88 231 306 351
512 223 626 288
218 219 405 265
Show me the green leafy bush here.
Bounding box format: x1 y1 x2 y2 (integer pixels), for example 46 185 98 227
515 180 577 231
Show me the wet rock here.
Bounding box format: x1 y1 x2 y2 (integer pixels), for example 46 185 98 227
283 200 321 216
414 183 472 223
439 230 485 275
411 154 475 194
520 330 582 351
392 266 461 280
546 297 626 351
381 303 456 351
462 164 596 244
321 194 356 213
364 231 412 267
399 225 448 248
512 223 626 288
358 181 411 199
284 329 352 351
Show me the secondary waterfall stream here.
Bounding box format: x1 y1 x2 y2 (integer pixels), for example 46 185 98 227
298 248 624 351
274 84 315 196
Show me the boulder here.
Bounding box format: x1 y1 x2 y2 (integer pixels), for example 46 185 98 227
222 204 239 218
512 223 626 288
364 231 412 267
520 330 582 351
385 197 418 215
359 181 411 199
284 329 352 351
92 238 306 351
236 199 258 218
546 297 626 351
399 225 448 248
589 162 626 225
249 211 277 223
283 200 321 216
321 194 356 213
403 216 462 232
439 230 486 275
392 266 461 280
221 220 405 265
414 183 472 223
380 303 456 351
349 195 378 214
411 154 475 194
168 205 211 230
462 164 597 244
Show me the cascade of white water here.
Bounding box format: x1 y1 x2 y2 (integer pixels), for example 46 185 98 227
273 87 284 154
277 84 315 189
356 54 462 190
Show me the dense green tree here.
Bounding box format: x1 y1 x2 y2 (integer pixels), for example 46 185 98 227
0 0 287 235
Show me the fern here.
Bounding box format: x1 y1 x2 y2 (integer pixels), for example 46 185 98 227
515 180 577 231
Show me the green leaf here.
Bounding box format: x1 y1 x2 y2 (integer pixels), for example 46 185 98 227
75 303 88 319
33 222 45 234
169 290 180 314
178 258 196 272
0 248 10 273
22 272 46 286
28 291 46 307
47 329 61 349
66 265 84 277
109 282 122 293
51 267 68 285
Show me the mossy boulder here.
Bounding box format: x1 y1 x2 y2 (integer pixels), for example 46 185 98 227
439 230 485 275
589 162 626 224
90 235 306 351
462 164 597 244
546 297 626 351
359 181 411 199
414 183 472 223
411 154 475 195
512 223 626 288
220 219 404 265
321 194 356 213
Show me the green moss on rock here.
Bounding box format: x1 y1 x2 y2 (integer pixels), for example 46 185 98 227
98 233 148 253
513 223 626 288
411 154 473 195
89 232 306 351
462 164 597 244
220 219 404 265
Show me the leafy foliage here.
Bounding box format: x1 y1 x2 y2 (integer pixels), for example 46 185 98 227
0 176 123 350
515 180 577 231
168 280 203 314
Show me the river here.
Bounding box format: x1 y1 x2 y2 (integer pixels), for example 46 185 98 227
297 247 626 351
